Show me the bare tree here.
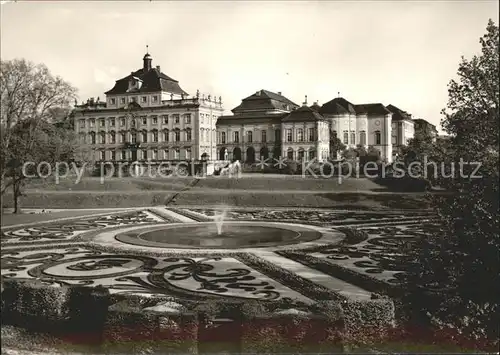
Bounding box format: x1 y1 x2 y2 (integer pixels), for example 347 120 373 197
1 59 77 212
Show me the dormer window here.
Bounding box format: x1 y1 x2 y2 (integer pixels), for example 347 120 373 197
128 77 142 91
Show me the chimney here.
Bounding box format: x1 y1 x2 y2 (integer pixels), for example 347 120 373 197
278 91 282 96
156 65 161 72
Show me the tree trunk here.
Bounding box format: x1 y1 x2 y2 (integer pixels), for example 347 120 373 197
13 180 21 214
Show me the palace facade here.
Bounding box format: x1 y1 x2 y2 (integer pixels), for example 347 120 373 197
216 91 417 163
74 52 223 166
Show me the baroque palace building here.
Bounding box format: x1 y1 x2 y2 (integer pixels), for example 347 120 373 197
216 90 416 163
74 52 223 169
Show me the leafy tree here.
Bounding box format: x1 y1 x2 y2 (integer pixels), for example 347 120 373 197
1 59 77 212
403 20 499 349
330 136 346 159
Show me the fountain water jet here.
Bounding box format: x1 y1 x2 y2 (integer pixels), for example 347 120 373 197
214 206 229 235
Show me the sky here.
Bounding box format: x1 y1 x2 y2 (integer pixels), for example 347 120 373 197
1 1 498 133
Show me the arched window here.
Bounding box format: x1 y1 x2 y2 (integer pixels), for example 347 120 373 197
308 128 315 141
297 148 305 161
308 149 315 161
109 131 116 144
221 131 226 144
90 132 96 145
185 147 191 160
375 131 381 145
141 131 148 143
131 131 137 143
297 129 304 142
287 148 294 160
152 130 158 143
120 132 126 143
343 131 348 144
360 131 366 145
234 131 239 143
164 149 169 160
350 131 356 145
174 130 180 142
186 128 192 141
261 130 267 142
163 129 169 142
247 131 253 143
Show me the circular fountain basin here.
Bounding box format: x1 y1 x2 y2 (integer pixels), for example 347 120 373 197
114 222 322 249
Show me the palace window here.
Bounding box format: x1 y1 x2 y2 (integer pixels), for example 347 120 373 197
163 115 168 124
110 118 115 127
131 97 137 103
141 96 147 103
110 132 116 144
184 114 191 124
234 131 239 143
286 129 292 142
131 132 137 143
221 132 226 144
152 130 158 142
287 148 294 160
261 130 267 143
110 98 116 105
164 149 169 159
343 131 348 144
99 118 105 127
99 132 106 144
141 131 148 143
152 116 158 125
297 129 304 142
120 118 125 126
142 150 148 160
121 151 126 160
120 97 126 104
119 132 125 143
152 96 158 103
247 131 253 143
308 128 315 141
375 131 381 145
111 151 116 160
79 119 85 128
298 149 305 161
141 116 147 125
360 131 366 145
174 114 180 124
186 129 192 141
90 132 96 144
174 148 180 159
351 132 356 145
100 151 105 161
174 130 180 142
163 130 169 142
90 118 95 127
152 150 158 160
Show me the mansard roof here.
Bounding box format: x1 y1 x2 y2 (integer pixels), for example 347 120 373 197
355 103 392 115
231 89 299 114
386 104 413 121
281 105 326 123
105 67 188 96
319 97 357 115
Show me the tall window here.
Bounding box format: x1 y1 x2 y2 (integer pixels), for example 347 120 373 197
351 132 356 145
286 129 292 142
152 150 158 160
343 131 349 144
297 129 304 142
141 117 147 125
79 119 85 128
121 151 126 160
375 131 381 145
308 149 315 161
141 131 148 143
163 130 169 142
90 118 95 127
111 151 116 160
261 130 267 142
152 130 158 143
360 131 366 145
110 118 115 127
184 114 191 124
308 128 315 141
221 132 226 144
90 132 96 144
152 116 158 125
287 148 294 160
174 148 180 159
275 129 280 142
110 132 116 144
99 118 105 127
186 148 191 160
186 129 192 141
174 130 180 142
100 151 105 160
234 131 239 143
142 150 148 160
164 149 169 159
131 131 137 143
247 131 253 143
163 115 168 124
174 115 180 124
152 96 158 103
99 132 106 144
120 118 125 126
298 149 305 161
